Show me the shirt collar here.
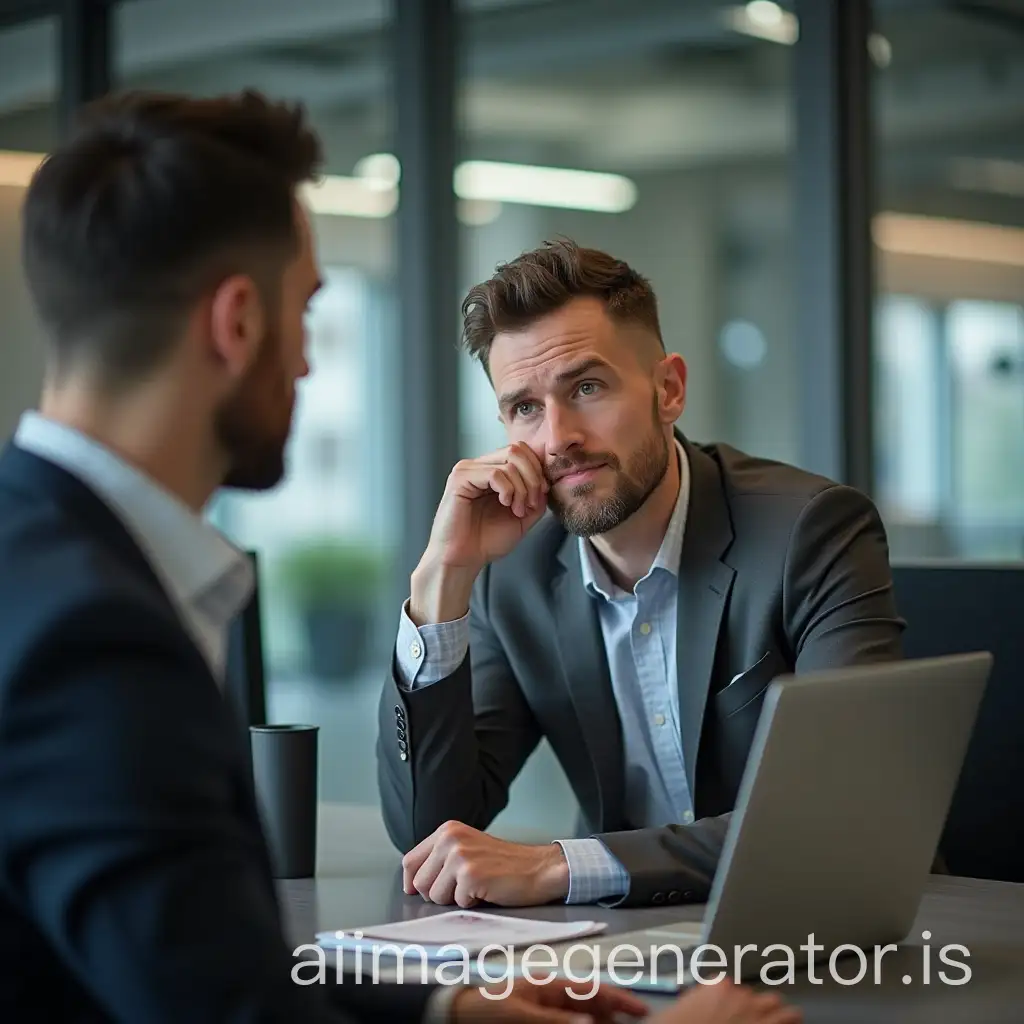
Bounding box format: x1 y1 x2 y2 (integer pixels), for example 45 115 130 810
14 411 253 622
579 436 690 600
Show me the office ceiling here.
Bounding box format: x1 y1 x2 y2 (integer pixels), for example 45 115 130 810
0 0 1021 201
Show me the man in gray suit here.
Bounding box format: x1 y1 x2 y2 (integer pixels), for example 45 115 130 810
378 239 904 911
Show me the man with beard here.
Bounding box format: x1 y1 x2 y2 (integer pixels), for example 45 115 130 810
0 93 697 1024
379 239 905 910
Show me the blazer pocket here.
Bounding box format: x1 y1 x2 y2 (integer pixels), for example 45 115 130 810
716 650 780 718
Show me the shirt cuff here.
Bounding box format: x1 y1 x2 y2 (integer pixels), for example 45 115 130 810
422 983 466 1024
553 838 629 904
395 600 470 689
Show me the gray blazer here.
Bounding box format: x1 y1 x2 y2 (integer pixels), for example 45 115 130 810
377 435 905 908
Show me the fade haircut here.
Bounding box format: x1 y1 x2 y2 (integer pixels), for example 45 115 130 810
21 89 322 389
460 238 664 374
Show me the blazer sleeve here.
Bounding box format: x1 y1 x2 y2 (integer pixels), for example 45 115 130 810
0 593 434 1024
593 814 732 908
782 482 905 669
590 483 906 908
378 566 543 853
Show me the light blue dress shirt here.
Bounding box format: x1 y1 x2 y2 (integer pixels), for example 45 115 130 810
396 440 693 904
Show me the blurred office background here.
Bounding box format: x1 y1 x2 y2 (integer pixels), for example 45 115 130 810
0 0 1022 838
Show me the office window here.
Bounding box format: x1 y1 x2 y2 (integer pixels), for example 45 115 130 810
114 0 401 807
208 262 399 807
210 259 398 705
0 16 58 443
873 296 942 525
872 1 1024 560
948 301 1024 556
0 15 58 154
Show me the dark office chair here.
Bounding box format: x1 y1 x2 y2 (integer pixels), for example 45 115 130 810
225 549 267 727
892 560 1024 883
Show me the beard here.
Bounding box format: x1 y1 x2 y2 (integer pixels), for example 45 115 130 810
547 399 671 537
215 325 295 491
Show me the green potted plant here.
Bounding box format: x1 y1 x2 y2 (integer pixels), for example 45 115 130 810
276 539 387 680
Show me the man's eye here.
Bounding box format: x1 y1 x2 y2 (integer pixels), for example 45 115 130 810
577 381 601 396
515 402 536 417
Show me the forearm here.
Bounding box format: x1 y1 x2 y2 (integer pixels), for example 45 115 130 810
409 555 479 628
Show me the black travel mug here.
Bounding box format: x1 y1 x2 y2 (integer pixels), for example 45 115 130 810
250 724 319 878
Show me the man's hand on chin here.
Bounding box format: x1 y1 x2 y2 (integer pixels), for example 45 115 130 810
401 821 570 907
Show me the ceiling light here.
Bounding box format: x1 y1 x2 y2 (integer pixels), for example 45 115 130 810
869 33 892 68
353 152 401 191
874 212 1024 268
454 160 636 213
301 176 397 218
0 150 43 187
355 153 637 214
725 2 798 44
746 1 785 27
3 149 635 220
1 150 395 219
726 8 891 61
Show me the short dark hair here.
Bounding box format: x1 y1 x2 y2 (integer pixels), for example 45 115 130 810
460 238 663 371
21 89 322 387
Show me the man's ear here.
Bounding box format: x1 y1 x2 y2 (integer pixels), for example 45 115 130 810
658 353 687 423
209 274 265 379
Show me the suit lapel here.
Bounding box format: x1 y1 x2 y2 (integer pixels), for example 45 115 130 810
676 438 736 795
550 535 625 831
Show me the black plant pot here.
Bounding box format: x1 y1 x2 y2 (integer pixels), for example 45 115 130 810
303 604 370 680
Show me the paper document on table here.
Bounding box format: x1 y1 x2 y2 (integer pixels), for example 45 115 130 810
316 909 608 959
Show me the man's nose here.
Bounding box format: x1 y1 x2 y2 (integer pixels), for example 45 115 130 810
540 402 586 458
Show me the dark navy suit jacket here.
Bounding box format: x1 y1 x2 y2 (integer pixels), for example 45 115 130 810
0 443 435 1023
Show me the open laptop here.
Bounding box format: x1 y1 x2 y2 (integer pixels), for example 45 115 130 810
561 651 992 990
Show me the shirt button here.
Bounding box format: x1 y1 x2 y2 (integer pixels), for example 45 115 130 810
639 622 652 635
683 810 694 824
654 713 666 726
410 642 422 659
